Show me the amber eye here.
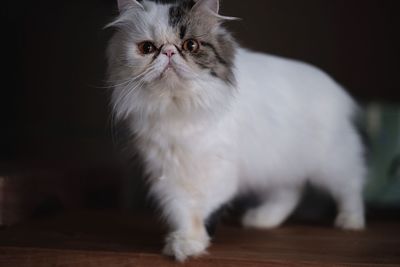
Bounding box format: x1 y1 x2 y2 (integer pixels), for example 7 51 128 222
138 41 157 55
182 39 200 53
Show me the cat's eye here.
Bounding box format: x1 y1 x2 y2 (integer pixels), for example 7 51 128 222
182 39 200 53
138 41 157 55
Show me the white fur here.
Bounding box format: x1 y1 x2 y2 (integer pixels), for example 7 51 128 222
107 0 366 261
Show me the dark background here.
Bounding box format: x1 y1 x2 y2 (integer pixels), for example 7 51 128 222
1 0 400 214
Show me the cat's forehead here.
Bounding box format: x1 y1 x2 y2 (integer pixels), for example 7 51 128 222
139 1 177 43
138 0 201 43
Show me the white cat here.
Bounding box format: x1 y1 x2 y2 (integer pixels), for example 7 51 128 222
107 0 366 261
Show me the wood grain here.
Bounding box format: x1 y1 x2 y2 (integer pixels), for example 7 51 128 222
0 211 399 266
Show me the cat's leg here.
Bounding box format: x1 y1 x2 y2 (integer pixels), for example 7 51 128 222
314 152 366 230
317 173 365 230
242 186 302 229
161 205 210 262
332 187 365 230
151 164 237 261
152 181 210 262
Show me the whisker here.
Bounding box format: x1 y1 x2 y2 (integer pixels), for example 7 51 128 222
106 79 137 88
108 73 147 88
111 67 153 114
109 68 153 144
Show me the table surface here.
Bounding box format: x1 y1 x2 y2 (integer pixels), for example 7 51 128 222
0 210 399 267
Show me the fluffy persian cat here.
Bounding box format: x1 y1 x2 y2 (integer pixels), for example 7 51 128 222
106 0 366 261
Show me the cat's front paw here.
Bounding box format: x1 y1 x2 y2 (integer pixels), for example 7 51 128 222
162 231 210 262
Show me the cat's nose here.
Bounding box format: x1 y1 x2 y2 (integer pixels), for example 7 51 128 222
162 45 177 58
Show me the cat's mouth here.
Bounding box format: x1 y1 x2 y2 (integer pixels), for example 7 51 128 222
161 63 179 78
164 65 175 73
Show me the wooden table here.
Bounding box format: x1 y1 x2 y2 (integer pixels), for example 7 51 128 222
0 210 399 266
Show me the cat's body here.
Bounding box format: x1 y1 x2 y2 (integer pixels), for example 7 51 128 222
107 0 366 261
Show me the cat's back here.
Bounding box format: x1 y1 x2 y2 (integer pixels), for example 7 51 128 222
232 48 358 181
234 48 355 122
235 48 345 96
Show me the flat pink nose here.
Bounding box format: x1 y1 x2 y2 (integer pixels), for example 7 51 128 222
162 46 176 58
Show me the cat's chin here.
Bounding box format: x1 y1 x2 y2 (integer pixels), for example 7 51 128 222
161 66 178 78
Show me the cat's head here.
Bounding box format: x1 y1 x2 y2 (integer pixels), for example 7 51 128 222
107 0 237 120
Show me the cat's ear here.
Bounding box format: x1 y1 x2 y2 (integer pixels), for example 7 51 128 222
192 0 239 21
193 0 219 14
117 0 144 12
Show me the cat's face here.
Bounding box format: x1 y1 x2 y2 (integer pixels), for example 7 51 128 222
108 0 236 89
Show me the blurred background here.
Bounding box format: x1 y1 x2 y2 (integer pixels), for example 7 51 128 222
1 0 399 225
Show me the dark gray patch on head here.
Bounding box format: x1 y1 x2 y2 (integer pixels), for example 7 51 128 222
200 41 228 66
168 0 195 28
165 0 237 85
179 25 187 39
189 33 236 85
169 6 184 27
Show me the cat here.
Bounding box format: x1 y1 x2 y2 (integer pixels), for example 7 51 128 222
106 0 366 262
